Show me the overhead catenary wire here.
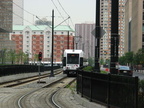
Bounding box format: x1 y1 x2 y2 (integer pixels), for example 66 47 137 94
4 1 77 34
12 1 37 17
0 4 42 30
13 0 73 29
13 0 82 49
54 0 82 37
56 0 70 17
51 0 69 25
13 1 69 28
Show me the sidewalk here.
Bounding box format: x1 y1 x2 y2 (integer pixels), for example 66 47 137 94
73 91 106 108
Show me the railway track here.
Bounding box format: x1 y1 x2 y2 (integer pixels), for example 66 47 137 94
17 77 76 108
0 69 62 87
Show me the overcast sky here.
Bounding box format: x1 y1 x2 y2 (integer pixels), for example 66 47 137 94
24 0 96 28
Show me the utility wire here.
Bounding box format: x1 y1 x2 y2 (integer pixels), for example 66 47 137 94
13 0 69 27
12 1 36 17
56 0 70 17
52 0 82 38
55 0 78 34
36 16 51 28
55 16 70 28
13 0 76 33
0 4 41 30
51 0 69 25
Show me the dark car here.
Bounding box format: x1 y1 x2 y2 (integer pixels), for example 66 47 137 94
118 66 133 76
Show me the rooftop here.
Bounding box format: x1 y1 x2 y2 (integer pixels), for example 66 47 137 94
13 25 74 32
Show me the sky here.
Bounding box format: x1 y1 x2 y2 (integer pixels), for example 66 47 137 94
24 0 96 29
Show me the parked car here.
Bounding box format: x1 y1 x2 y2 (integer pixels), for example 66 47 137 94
118 65 133 76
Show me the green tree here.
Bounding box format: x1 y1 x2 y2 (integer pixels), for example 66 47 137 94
124 51 134 66
7 49 16 64
119 56 127 65
1 48 7 64
16 50 25 64
100 58 105 65
88 57 94 66
133 48 144 68
23 53 29 64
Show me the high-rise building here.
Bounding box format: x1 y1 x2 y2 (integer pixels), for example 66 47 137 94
100 0 125 60
13 0 24 25
35 18 52 26
124 0 132 53
75 23 95 59
0 0 12 32
0 0 15 50
124 0 144 53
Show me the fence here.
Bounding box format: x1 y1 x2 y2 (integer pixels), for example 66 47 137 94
77 70 138 108
0 65 60 76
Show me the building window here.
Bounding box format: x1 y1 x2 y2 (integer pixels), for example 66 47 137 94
26 31 29 35
46 31 51 35
40 36 43 39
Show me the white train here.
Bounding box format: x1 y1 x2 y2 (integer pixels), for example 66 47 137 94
62 49 84 76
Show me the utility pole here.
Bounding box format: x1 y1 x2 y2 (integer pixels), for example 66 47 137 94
110 0 119 74
50 9 54 77
94 0 100 72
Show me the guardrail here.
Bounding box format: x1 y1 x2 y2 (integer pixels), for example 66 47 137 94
76 70 138 108
0 65 61 76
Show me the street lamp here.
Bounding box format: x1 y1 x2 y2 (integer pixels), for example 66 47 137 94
74 36 82 49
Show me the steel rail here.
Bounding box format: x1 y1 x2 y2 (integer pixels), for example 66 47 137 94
17 77 75 108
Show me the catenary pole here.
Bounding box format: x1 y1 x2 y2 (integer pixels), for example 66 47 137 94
94 0 100 72
110 0 119 74
67 31 69 49
50 9 54 77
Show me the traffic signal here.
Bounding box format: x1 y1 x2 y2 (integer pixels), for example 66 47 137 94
38 52 42 61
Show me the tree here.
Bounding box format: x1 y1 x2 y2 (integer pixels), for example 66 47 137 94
104 59 110 68
100 58 105 65
133 48 144 69
1 48 7 64
119 56 127 65
7 49 16 64
16 50 25 64
88 57 94 66
124 51 134 66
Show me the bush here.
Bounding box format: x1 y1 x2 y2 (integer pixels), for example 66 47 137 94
139 79 144 107
82 66 94 72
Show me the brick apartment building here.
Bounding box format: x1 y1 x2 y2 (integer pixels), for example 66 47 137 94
11 25 74 63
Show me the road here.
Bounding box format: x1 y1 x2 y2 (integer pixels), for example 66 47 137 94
133 71 144 80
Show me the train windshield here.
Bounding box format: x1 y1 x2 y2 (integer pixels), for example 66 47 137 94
67 54 79 64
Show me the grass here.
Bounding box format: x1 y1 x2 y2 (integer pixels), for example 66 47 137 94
82 66 109 74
